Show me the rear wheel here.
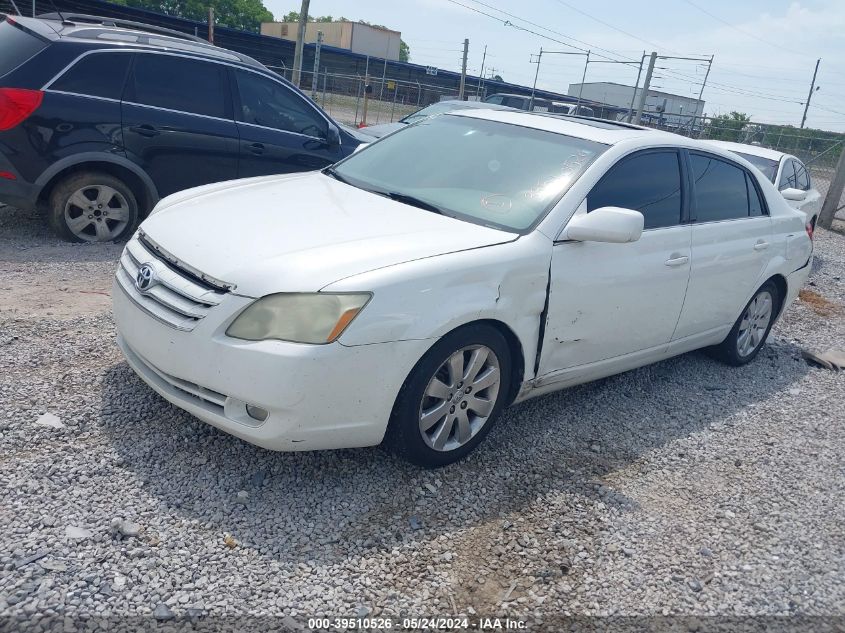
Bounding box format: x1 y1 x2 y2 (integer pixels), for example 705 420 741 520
49 171 138 242
387 324 512 467
710 281 779 366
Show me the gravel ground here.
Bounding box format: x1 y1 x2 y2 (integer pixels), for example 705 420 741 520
1 206 844 631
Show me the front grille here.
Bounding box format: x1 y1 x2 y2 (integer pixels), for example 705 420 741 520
116 236 228 331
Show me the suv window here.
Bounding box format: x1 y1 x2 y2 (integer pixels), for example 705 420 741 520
587 150 682 230
691 154 752 222
234 70 327 139
128 54 228 119
0 19 48 78
778 159 797 191
51 53 131 100
485 95 504 105
793 159 810 190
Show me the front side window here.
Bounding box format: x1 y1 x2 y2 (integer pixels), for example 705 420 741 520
485 95 504 105
691 154 752 222
129 54 227 119
234 70 327 139
778 159 797 191
51 52 131 100
587 151 683 230
793 159 810 190
331 115 607 232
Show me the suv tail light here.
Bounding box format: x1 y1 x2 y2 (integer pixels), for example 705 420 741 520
805 220 814 241
0 88 43 131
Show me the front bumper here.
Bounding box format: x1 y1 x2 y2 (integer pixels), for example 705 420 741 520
113 279 431 451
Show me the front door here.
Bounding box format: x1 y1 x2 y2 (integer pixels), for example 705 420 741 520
121 53 239 197
231 69 342 177
538 149 692 377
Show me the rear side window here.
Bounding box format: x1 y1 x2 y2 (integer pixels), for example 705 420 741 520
51 53 131 100
0 19 48 78
691 154 751 222
746 173 765 217
778 159 797 191
793 160 810 190
485 95 504 105
588 150 683 230
128 54 228 119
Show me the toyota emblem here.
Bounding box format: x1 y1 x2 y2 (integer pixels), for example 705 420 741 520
135 263 157 293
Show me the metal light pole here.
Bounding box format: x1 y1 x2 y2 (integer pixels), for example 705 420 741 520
574 51 590 113
459 38 469 100
635 52 657 124
627 52 646 122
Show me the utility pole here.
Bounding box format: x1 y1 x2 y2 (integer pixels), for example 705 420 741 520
695 54 714 130
627 52 646 122
635 51 657 125
207 7 214 44
818 143 845 230
574 51 590 113
529 48 543 111
311 30 323 97
801 58 821 129
459 39 469 100
292 0 310 87
477 45 487 99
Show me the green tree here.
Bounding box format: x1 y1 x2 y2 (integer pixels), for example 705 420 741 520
112 0 274 32
492 74 503 82
707 111 752 142
399 40 410 62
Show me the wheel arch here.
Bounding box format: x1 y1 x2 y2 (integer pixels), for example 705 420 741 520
35 154 159 216
765 273 788 320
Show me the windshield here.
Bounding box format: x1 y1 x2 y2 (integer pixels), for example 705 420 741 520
332 114 607 232
401 102 469 124
732 150 779 183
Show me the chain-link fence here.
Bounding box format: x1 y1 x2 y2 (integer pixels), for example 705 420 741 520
635 112 845 215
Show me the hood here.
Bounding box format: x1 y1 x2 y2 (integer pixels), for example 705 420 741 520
140 172 516 297
358 122 405 138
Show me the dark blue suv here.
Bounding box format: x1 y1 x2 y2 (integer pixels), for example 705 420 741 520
0 13 366 241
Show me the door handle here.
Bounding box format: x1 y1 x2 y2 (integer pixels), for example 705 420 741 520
129 124 160 137
753 240 769 251
665 254 689 267
248 142 265 155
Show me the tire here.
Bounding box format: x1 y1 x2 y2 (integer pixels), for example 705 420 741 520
709 280 779 366
49 171 138 243
387 323 512 467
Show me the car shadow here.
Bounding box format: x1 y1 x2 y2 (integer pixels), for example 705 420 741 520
98 334 809 566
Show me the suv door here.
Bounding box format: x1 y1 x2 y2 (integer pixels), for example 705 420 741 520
672 152 772 342
121 53 239 197
538 149 692 378
231 69 342 177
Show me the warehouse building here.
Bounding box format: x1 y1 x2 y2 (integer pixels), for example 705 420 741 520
261 20 402 61
568 81 705 126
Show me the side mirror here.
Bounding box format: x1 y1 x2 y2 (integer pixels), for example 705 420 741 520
326 125 341 148
781 187 807 202
561 206 644 243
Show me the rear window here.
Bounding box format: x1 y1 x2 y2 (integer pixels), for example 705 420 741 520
732 150 778 183
0 18 48 78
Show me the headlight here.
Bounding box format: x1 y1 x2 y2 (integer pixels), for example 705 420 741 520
226 293 371 344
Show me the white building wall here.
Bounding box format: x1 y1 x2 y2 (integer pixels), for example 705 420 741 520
568 82 705 126
349 23 401 60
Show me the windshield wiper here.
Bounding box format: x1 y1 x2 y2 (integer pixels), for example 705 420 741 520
322 166 351 185
384 191 447 215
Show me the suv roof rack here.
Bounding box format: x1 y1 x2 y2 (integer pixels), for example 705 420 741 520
37 12 208 44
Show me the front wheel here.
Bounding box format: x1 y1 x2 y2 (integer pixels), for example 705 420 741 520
710 281 779 366
49 171 138 243
387 324 512 467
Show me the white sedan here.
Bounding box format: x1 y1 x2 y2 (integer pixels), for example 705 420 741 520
112 110 813 467
707 140 822 229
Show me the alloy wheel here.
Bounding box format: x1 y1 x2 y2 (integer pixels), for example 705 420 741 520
63 185 130 242
418 344 501 452
736 290 773 357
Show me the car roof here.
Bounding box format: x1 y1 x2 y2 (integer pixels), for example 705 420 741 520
14 14 265 70
705 140 786 162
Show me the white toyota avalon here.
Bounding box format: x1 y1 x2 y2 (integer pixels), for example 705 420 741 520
112 110 814 467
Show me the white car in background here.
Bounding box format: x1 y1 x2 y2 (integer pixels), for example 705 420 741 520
113 111 813 467
707 140 822 229
361 99 514 138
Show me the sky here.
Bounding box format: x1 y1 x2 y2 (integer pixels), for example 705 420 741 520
264 0 845 132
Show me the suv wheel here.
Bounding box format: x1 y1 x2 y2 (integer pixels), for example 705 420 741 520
49 171 138 242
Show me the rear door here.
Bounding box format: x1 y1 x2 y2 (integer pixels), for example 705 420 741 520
231 69 342 177
121 53 239 197
673 152 772 340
